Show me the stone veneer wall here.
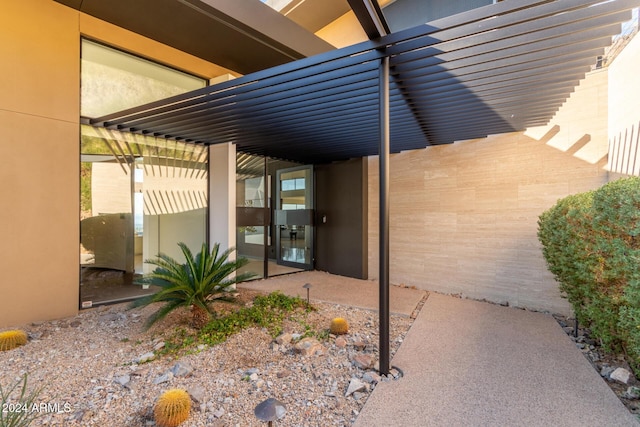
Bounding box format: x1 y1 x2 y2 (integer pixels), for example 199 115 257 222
368 68 612 316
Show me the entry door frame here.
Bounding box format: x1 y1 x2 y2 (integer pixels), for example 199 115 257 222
274 164 314 270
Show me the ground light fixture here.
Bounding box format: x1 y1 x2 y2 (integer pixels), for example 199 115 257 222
254 398 286 426
302 283 312 305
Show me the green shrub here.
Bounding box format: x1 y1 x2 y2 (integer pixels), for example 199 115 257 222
538 177 640 363
538 191 594 326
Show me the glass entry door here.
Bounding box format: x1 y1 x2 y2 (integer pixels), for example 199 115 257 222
275 165 314 270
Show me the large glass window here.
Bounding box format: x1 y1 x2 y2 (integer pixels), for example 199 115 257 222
80 39 208 307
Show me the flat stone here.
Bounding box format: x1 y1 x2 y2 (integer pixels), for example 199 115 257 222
600 366 615 378
70 320 81 328
363 371 381 384
114 375 130 387
153 341 165 351
276 333 293 345
352 354 374 370
213 408 225 418
171 361 193 377
188 385 206 403
136 352 155 364
352 391 366 400
294 337 325 356
153 371 173 385
335 337 347 348
610 367 632 384
345 378 367 397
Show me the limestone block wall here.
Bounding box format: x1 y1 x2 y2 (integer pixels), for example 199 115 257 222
368 69 612 316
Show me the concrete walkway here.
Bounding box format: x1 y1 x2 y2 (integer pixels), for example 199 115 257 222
241 272 637 426
239 270 426 317
355 293 639 427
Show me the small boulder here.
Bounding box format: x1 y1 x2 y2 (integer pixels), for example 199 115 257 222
294 337 325 356
352 354 374 370
153 371 173 385
610 367 632 384
276 333 293 345
363 371 381 384
345 378 367 397
171 361 193 377
188 385 206 403
114 374 130 388
136 352 155 364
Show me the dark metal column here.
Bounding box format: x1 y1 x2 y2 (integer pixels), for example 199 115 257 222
379 55 390 376
263 156 269 279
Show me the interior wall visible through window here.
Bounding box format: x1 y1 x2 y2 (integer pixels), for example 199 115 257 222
80 39 208 307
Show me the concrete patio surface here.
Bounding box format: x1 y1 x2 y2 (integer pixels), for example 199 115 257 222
239 270 426 317
354 293 639 427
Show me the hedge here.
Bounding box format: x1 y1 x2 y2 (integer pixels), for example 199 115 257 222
538 177 640 369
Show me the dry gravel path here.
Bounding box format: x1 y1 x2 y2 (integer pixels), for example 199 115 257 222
0 291 415 426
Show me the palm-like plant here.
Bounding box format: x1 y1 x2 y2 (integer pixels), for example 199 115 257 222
131 242 256 329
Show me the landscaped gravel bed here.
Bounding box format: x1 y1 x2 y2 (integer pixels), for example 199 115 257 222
0 291 414 426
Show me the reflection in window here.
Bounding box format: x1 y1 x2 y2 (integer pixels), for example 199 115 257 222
281 178 305 191
81 39 206 118
80 39 208 307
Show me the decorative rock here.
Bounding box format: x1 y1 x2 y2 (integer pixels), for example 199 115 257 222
600 366 615 378
623 386 640 400
610 367 632 384
136 352 155 364
152 371 173 385
352 354 374 370
188 385 206 403
171 361 193 377
276 333 293 345
213 408 225 418
114 374 130 388
352 340 366 350
352 391 366 401
70 320 82 328
249 373 259 381
153 341 165 351
294 337 325 356
345 378 366 397
363 371 381 384
335 337 347 348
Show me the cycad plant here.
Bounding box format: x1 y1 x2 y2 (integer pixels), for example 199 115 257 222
131 242 255 329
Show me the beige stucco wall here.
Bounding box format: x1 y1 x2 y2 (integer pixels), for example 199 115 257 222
368 69 612 316
0 0 233 327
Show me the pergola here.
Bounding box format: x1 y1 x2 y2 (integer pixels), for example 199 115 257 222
85 0 638 374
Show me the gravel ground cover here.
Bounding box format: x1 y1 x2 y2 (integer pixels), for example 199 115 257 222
0 290 414 426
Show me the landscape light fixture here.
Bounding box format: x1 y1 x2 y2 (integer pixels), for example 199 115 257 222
302 283 312 305
254 397 286 426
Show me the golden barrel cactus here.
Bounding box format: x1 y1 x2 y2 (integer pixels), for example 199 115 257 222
0 330 28 351
154 389 191 427
330 317 349 335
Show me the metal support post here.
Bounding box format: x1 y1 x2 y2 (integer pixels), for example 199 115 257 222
379 56 390 376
